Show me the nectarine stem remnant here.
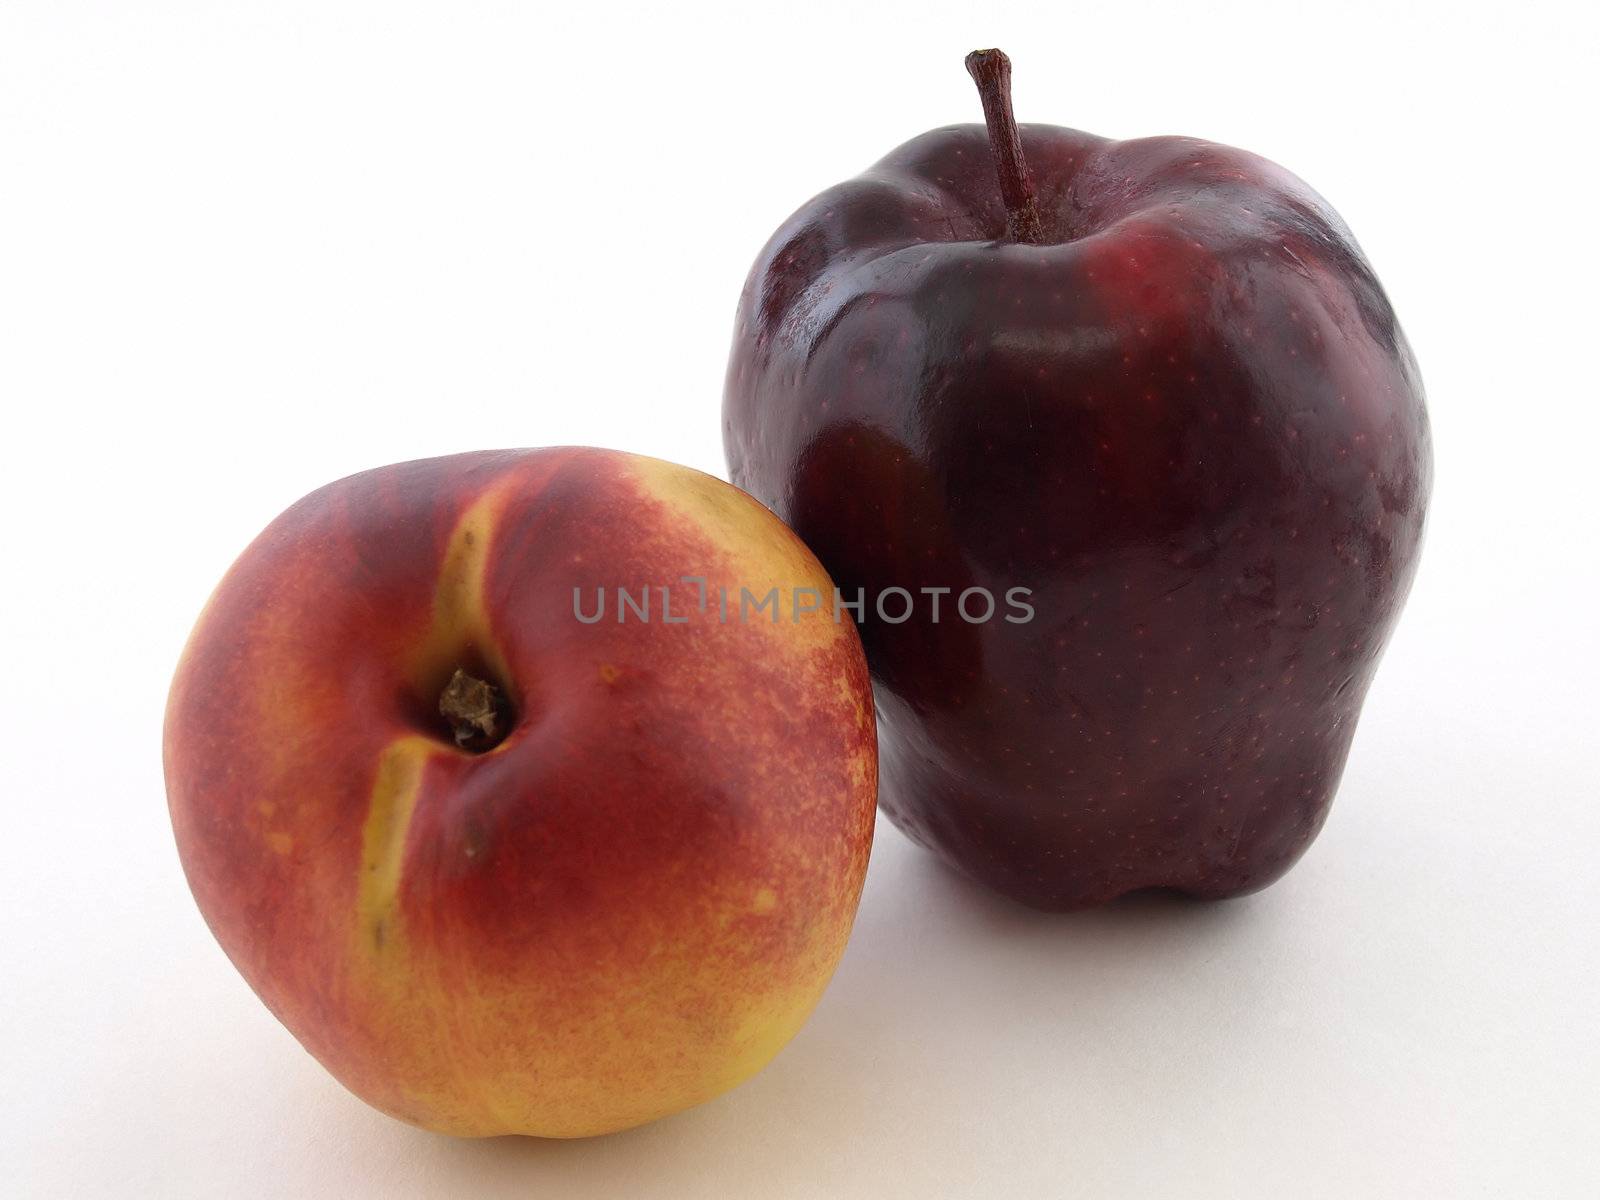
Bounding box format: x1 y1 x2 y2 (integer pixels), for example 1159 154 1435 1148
439 668 507 751
964 48 1044 245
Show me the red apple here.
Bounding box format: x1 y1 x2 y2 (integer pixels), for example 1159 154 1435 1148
165 447 877 1136
724 50 1431 910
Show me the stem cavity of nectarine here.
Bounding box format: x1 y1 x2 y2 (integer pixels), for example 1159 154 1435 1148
438 667 509 752
964 48 1045 245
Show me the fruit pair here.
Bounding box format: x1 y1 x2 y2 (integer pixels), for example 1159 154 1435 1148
166 50 1427 1138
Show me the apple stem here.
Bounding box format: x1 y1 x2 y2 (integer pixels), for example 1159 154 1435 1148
439 668 507 751
964 48 1044 245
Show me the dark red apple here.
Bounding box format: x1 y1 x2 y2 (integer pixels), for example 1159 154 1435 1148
724 49 1431 911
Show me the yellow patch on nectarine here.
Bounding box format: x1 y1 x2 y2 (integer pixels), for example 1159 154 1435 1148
409 488 512 708
625 454 841 651
353 735 434 956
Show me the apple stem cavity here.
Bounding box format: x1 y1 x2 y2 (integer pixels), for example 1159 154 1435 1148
439 667 508 752
964 48 1045 245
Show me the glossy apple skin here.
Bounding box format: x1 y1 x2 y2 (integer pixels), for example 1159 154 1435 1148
165 448 876 1136
725 123 1430 911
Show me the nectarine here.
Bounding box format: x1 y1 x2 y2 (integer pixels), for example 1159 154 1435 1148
165 448 877 1137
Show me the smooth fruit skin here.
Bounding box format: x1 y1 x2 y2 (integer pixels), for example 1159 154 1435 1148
164 448 876 1136
724 124 1430 911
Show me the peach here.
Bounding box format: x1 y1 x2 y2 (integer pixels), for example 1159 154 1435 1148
164 448 877 1137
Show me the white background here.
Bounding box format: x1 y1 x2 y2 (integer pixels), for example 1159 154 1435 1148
3 2 1597 1196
